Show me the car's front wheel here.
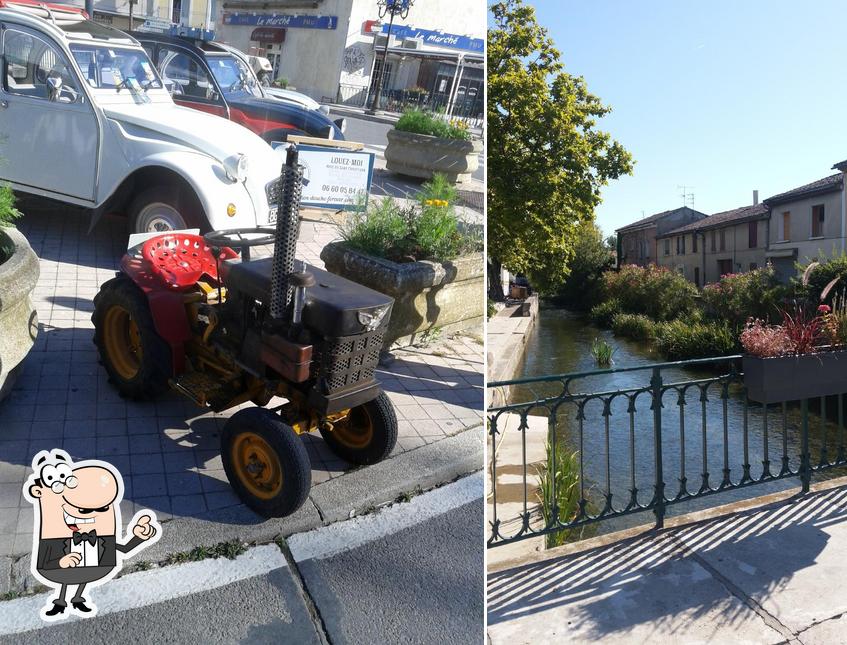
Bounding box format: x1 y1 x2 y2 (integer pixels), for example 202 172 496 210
129 186 205 234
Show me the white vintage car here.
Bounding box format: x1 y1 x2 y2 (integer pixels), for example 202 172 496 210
0 1 282 233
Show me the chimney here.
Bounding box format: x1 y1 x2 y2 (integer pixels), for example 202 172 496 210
753 190 759 206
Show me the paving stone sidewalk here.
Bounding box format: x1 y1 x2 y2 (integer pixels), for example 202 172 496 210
0 203 483 562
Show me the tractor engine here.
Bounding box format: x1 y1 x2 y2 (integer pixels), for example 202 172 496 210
207 146 393 416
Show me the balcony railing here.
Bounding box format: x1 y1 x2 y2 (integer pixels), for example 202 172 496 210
487 356 847 548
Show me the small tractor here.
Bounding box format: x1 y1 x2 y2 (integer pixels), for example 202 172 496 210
92 146 398 517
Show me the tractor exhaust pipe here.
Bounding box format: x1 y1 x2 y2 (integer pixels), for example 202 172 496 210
269 145 304 323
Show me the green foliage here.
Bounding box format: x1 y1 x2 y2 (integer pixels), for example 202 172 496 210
272 77 289 88
611 313 656 341
590 337 615 366
554 221 613 309
588 298 621 328
488 0 633 294
340 197 410 258
488 298 497 319
418 172 458 206
795 254 847 305
394 109 471 141
340 180 481 262
604 234 617 250
535 441 583 548
654 319 738 360
602 265 698 322
0 185 20 263
701 267 787 329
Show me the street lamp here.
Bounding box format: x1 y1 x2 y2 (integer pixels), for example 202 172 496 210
366 0 414 115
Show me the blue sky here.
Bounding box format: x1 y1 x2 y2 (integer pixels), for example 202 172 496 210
529 1 847 237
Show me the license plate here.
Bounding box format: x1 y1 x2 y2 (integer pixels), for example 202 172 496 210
268 206 277 224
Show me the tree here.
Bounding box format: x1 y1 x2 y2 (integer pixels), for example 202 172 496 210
554 221 613 309
604 234 617 251
487 0 633 297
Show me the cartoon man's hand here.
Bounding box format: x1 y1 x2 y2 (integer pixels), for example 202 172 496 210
59 553 82 568
132 514 156 541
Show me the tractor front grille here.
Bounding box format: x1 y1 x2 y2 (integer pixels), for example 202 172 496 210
313 325 386 393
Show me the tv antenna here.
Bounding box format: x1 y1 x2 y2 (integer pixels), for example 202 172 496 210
677 185 695 208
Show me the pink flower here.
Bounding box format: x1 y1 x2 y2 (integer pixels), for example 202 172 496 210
819 304 832 314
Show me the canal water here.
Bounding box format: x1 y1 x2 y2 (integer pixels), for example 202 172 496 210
506 306 847 536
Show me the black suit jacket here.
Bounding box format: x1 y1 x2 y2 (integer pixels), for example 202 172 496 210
37 535 144 570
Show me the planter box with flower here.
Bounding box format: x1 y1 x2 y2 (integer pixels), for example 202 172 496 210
385 110 482 184
741 288 847 403
0 187 39 402
320 175 483 349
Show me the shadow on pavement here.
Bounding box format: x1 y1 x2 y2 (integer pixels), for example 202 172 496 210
487 486 847 640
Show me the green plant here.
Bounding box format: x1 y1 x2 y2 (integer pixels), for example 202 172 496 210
340 183 480 262
602 264 698 321
655 319 737 360
590 337 615 366
822 293 847 346
554 221 613 308
795 255 847 305
395 109 471 141
611 313 656 341
0 185 20 263
589 298 621 328
419 173 458 207
340 197 410 258
535 441 582 548
701 267 787 329
272 77 289 88
488 298 497 319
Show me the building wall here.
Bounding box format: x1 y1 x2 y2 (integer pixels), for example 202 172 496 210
215 0 484 102
619 227 656 267
657 219 768 285
767 190 843 271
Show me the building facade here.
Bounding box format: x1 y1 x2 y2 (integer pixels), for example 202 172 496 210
214 0 484 112
71 0 213 33
763 173 844 281
616 206 707 267
656 202 768 286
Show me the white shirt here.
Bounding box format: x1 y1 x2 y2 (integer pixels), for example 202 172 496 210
69 535 100 567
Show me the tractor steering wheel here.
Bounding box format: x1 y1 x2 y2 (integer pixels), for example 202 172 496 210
204 228 276 262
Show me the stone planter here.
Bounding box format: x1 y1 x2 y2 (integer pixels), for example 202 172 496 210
320 242 484 348
0 227 39 402
384 129 482 184
743 351 847 404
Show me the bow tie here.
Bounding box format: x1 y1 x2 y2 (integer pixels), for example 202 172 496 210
72 531 97 546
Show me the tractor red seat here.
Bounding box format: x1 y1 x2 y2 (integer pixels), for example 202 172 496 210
142 234 237 289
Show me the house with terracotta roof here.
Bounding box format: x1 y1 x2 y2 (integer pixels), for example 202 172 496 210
615 206 707 267
656 196 769 286
763 172 844 281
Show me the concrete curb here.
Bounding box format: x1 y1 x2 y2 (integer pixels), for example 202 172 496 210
3 425 483 597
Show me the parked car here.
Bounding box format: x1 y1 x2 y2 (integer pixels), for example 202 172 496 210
0 1 284 234
132 33 345 143
233 49 330 115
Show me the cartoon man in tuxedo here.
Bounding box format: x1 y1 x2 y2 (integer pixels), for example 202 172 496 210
23 449 160 620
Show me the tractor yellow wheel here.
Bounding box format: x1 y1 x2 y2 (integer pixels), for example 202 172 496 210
92 276 171 399
230 432 283 500
319 392 398 465
102 305 143 380
222 408 311 517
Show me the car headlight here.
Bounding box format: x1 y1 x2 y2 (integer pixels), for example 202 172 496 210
224 153 249 182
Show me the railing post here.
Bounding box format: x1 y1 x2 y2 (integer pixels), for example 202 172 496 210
651 367 666 529
800 398 811 493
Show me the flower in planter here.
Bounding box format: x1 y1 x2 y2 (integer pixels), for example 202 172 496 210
740 318 793 358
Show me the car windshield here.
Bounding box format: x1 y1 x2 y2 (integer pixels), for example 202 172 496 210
70 44 163 92
206 54 262 98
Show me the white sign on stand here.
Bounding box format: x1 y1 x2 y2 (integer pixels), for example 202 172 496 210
272 143 374 210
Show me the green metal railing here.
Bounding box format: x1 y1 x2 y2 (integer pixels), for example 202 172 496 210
487 356 847 548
